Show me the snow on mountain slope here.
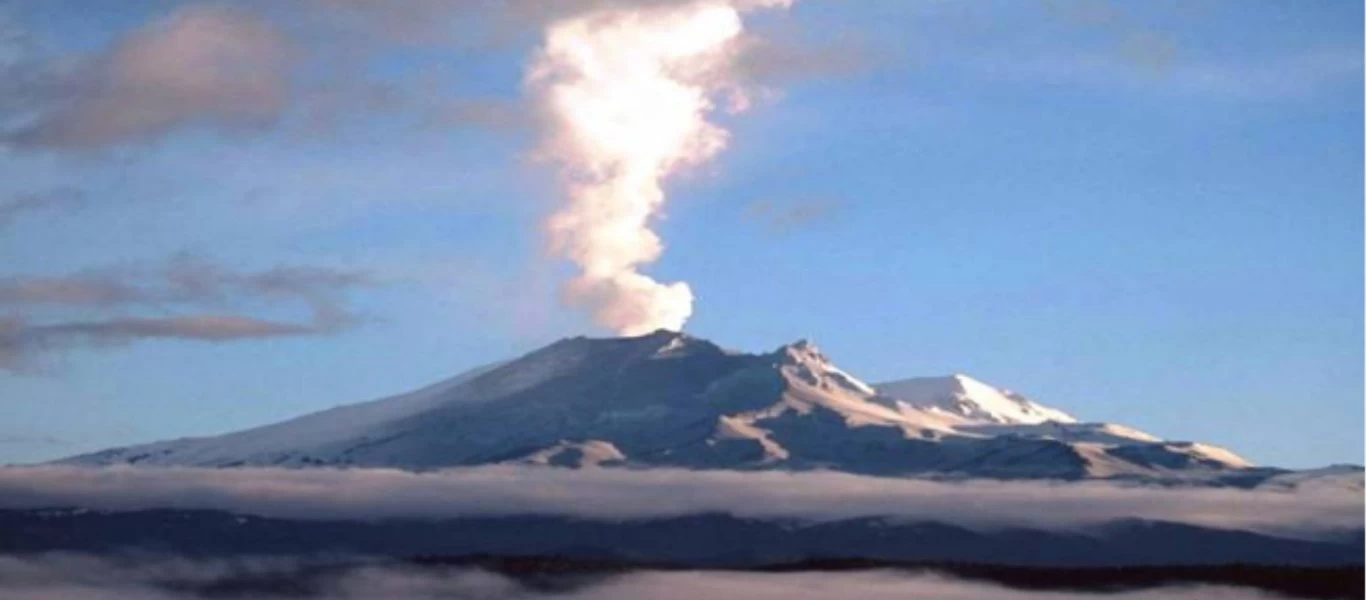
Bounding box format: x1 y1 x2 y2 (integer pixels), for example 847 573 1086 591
58 330 1279 484
520 439 627 467
876 374 1077 425
61 360 509 469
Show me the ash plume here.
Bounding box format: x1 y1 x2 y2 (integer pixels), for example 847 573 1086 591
528 0 792 335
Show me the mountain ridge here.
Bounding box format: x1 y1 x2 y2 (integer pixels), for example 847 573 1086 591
56 330 1337 486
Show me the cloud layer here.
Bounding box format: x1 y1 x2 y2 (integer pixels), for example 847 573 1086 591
0 553 1285 600
4 5 290 150
0 256 375 372
0 466 1358 538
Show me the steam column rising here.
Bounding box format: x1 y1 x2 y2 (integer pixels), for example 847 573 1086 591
528 0 792 336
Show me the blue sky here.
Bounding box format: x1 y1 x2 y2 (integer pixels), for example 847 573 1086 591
0 0 1360 468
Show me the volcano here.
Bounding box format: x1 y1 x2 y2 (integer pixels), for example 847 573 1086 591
59 330 1335 487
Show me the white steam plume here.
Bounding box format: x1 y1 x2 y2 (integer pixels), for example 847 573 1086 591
528 0 792 336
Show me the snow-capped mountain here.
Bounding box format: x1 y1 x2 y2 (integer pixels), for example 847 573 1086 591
59 330 1296 484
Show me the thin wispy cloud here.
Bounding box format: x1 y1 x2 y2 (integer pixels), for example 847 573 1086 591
0 433 67 447
747 198 841 234
0 188 89 228
0 256 376 373
879 1 1359 103
981 46 1362 102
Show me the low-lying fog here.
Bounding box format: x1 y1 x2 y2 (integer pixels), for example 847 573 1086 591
0 553 1291 600
0 466 1359 538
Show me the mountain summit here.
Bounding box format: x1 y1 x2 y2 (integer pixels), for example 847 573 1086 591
62 330 1269 483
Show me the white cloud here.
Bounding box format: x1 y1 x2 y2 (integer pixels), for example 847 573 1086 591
0 466 1358 538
